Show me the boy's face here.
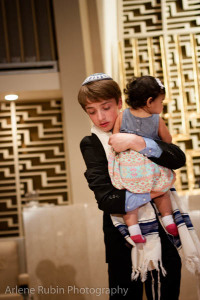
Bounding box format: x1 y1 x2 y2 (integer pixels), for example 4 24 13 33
85 98 122 132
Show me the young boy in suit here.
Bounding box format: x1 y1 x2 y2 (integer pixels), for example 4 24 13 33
79 73 185 300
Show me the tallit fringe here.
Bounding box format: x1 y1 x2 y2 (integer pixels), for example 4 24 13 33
131 258 166 282
184 256 200 275
151 271 156 300
157 269 161 300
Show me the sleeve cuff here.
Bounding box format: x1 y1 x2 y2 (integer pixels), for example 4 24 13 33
125 191 151 212
140 137 162 158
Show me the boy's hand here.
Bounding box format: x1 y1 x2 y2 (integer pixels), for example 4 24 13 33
108 133 146 152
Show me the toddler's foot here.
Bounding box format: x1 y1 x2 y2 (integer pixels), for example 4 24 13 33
128 224 146 243
130 235 146 243
162 215 179 236
166 224 179 236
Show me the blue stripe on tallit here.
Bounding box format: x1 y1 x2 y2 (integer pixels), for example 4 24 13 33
115 219 159 238
174 210 194 229
140 219 159 236
114 220 159 238
171 209 194 249
182 214 194 229
116 224 129 238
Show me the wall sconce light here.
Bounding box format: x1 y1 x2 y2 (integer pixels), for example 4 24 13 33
5 94 19 101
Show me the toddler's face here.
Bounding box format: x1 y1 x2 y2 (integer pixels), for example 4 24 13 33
149 94 165 114
85 98 122 132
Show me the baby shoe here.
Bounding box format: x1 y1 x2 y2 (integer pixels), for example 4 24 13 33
130 235 146 243
166 224 179 236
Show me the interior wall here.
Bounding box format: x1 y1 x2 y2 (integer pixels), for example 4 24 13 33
52 0 116 205
0 72 60 98
95 0 119 80
52 0 94 205
79 0 103 75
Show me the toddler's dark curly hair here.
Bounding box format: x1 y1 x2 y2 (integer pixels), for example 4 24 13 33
124 75 165 109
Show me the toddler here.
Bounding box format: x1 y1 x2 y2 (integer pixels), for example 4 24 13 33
108 75 178 243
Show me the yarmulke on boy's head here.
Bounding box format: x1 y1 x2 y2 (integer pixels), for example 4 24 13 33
78 73 121 110
82 73 113 86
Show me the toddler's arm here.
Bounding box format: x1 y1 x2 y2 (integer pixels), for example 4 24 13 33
158 117 172 143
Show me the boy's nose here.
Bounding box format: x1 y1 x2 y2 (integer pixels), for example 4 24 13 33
97 110 105 121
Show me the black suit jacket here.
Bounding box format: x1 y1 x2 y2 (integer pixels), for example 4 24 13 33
80 133 186 262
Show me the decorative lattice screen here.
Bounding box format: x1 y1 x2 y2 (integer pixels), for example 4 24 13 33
118 0 200 195
0 99 69 237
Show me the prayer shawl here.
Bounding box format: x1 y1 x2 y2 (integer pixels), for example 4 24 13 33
91 125 200 282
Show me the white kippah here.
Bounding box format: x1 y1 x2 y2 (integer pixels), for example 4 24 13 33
82 73 113 86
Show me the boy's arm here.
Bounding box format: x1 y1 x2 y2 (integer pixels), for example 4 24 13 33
158 117 172 143
149 139 186 169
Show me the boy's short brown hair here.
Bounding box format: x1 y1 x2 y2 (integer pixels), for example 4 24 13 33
78 79 122 110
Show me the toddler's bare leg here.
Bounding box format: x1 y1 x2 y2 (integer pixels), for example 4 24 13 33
123 208 146 243
123 208 138 226
153 191 178 236
153 191 172 217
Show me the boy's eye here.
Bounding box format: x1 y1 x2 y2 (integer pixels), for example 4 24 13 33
86 110 95 115
103 106 110 110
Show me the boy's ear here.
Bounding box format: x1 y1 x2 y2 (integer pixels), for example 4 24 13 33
146 97 153 107
118 97 122 109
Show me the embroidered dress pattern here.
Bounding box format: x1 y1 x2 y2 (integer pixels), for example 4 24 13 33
108 148 175 193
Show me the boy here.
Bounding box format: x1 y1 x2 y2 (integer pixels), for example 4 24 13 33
79 73 185 299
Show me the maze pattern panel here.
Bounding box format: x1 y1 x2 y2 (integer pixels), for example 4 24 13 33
124 37 164 81
0 103 19 237
121 0 200 37
120 0 200 194
16 100 69 206
166 0 200 31
122 0 162 36
0 99 69 237
166 34 200 137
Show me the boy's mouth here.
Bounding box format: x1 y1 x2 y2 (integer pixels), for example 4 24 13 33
100 122 109 128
